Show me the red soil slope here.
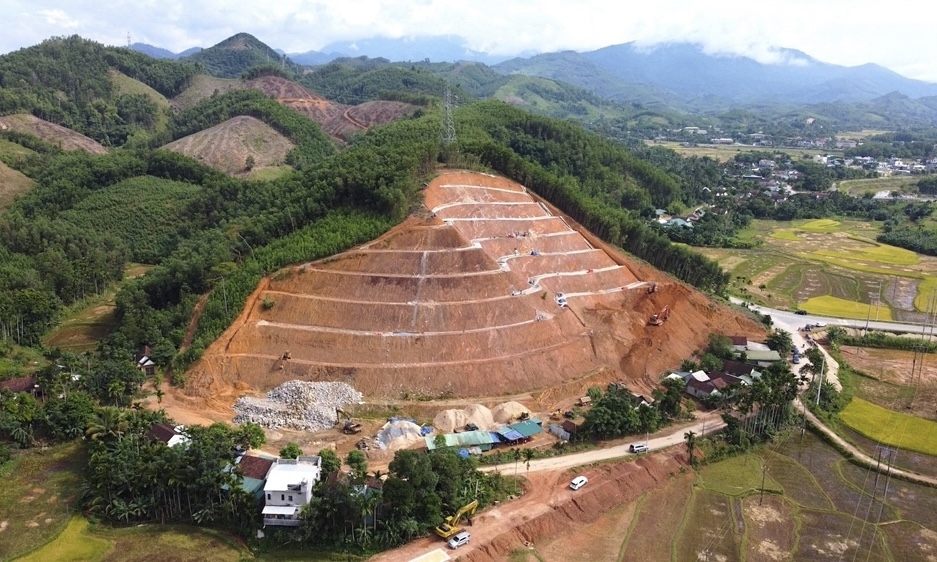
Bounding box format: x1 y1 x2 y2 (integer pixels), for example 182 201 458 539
175 76 419 143
186 170 763 401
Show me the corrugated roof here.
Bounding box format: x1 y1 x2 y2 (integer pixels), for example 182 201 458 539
262 505 299 515
496 427 525 441
508 420 543 438
425 430 500 450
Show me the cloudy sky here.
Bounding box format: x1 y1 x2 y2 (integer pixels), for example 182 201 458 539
4 0 935 82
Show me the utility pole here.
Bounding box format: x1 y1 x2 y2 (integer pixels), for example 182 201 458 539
759 463 768 505
814 355 825 408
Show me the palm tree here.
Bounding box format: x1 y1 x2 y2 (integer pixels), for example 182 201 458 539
522 449 536 481
511 448 522 494
86 407 128 441
684 430 697 466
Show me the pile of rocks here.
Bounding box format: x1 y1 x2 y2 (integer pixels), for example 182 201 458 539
233 381 362 431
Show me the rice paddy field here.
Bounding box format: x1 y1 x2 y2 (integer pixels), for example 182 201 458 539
529 431 937 561
697 218 937 322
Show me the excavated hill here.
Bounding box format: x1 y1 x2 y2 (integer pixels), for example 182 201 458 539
171 75 418 142
162 115 294 175
186 170 764 401
0 114 107 154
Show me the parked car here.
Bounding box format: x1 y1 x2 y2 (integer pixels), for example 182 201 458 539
814 322 827 327
795 310 808 315
569 476 588 490
629 443 648 453
447 531 470 549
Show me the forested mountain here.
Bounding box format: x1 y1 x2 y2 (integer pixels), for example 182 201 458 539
129 42 203 60
182 33 301 79
0 36 199 146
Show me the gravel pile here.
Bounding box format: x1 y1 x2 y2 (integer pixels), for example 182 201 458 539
233 381 362 431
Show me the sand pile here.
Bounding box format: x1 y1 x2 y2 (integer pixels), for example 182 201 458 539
433 404 495 432
376 420 425 450
492 401 530 424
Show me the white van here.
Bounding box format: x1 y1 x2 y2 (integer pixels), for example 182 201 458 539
569 476 588 490
630 443 648 453
447 531 470 549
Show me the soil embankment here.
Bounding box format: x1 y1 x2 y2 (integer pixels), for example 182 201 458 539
183 170 764 413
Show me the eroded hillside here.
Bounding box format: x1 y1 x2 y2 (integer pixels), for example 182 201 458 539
185 171 763 404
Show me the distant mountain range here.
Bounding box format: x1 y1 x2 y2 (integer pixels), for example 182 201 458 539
495 42 937 106
129 34 937 112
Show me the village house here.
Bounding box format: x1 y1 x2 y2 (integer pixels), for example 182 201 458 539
145 423 190 448
262 456 322 527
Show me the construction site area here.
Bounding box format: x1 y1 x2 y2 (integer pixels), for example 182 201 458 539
158 170 765 458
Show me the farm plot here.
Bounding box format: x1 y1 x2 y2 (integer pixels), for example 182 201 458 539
840 397 937 456
740 495 797 562
695 218 937 318
619 474 695 562
796 510 889 562
674 489 743 562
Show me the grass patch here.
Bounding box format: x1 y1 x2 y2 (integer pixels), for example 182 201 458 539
800 295 892 321
17 517 111 562
0 159 35 210
0 343 47 380
248 165 293 181
799 219 842 233
698 453 781 497
91 524 251 562
759 449 833 511
44 263 153 352
770 229 800 241
0 442 86 560
840 397 937 456
813 240 918 266
674 489 742 562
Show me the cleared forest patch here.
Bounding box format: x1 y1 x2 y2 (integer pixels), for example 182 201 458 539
162 115 294 175
0 114 107 154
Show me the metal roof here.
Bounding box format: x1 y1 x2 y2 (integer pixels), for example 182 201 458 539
496 427 525 441
262 505 299 516
508 420 543 438
425 430 500 450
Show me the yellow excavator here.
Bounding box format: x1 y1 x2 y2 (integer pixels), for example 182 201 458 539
435 499 479 539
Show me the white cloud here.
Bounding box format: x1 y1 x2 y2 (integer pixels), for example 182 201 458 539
39 8 79 29
0 0 934 82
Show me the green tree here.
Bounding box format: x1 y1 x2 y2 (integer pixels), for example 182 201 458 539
700 352 723 373
318 448 341 476
346 450 369 482
765 329 794 356
279 442 302 459
684 430 697 466
233 422 266 450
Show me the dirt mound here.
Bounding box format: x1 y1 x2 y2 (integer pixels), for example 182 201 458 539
0 114 107 154
185 170 765 406
376 420 425 450
492 401 530 424
162 115 294 175
345 101 419 128
433 405 495 432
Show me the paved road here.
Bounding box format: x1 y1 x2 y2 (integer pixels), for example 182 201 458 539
730 297 930 336
480 413 724 474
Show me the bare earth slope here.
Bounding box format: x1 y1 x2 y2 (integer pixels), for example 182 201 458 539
186 171 763 402
162 115 295 175
171 75 418 143
0 114 107 154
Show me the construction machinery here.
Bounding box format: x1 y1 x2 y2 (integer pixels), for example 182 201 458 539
337 408 362 434
435 499 479 539
649 305 671 326
549 409 562 420
646 282 658 294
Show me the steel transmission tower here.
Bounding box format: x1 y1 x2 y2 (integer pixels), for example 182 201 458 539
443 84 456 145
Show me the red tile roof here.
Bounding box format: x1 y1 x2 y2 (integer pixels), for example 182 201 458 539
238 455 275 480
0 376 37 393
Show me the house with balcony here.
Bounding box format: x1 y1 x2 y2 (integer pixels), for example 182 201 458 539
262 456 322 527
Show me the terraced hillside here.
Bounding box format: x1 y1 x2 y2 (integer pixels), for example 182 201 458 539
187 171 762 401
